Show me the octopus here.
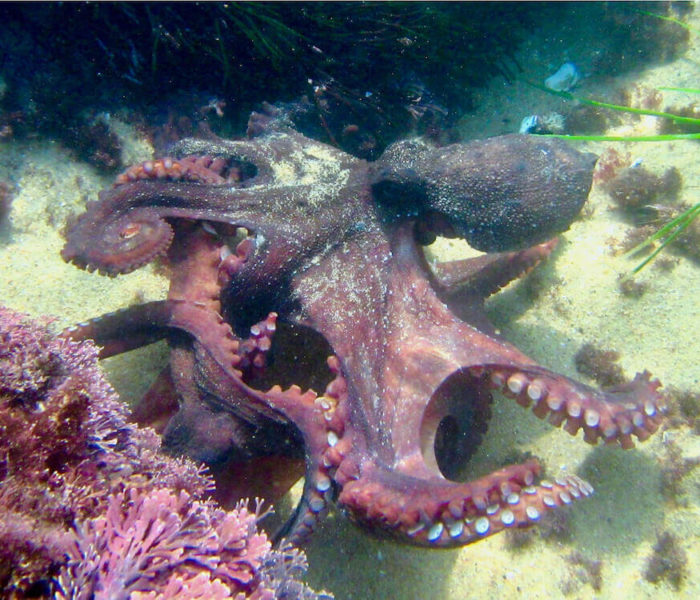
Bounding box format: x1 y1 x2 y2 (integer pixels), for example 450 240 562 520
61 106 665 548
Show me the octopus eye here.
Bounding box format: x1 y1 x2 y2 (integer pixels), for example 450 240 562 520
119 223 142 239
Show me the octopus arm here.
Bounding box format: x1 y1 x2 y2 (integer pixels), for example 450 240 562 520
335 456 591 548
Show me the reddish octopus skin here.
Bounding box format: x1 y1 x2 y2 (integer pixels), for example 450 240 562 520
61 109 666 548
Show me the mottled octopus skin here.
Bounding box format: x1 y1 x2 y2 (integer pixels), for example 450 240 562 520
61 111 665 549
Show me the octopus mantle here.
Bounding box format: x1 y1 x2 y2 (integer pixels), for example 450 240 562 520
61 110 665 548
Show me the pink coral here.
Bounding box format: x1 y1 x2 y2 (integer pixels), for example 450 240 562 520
0 306 329 599
57 490 273 600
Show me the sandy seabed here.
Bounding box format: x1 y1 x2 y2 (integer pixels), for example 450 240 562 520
1 5 698 600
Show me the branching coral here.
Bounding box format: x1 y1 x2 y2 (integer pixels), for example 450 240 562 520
57 490 273 600
0 306 329 599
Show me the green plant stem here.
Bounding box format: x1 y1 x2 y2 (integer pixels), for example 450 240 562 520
541 133 700 142
624 202 700 274
658 87 700 94
532 8 699 276
526 81 700 126
634 9 700 36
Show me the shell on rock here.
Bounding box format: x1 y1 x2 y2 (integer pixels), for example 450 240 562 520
544 62 581 92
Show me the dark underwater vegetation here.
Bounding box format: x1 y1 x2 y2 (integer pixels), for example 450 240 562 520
0 2 699 599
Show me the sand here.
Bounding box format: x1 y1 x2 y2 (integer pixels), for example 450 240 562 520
0 4 698 599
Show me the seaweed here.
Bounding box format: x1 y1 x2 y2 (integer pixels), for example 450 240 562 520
0 3 536 158
505 509 573 551
597 163 698 274
525 8 700 274
0 181 13 227
624 201 700 274
661 385 700 429
617 275 649 298
643 531 688 590
0 306 329 599
573 343 626 387
565 551 603 593
528 85 700 142
603 166 682 211
658 438 700 505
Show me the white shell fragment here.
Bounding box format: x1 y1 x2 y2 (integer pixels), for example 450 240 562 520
519 112 565 135
544 62 580 92
519 115 539 134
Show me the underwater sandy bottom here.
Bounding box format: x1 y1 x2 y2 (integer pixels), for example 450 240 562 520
1 8 699 600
